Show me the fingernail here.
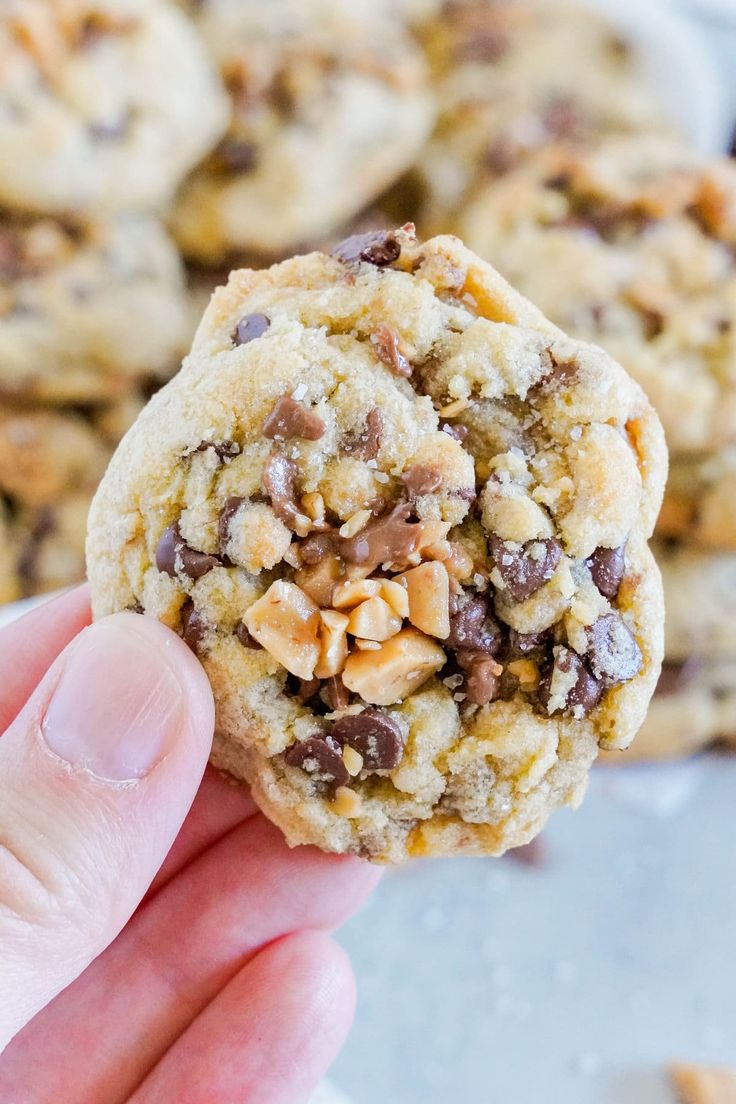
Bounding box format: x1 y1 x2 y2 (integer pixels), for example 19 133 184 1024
42 616 186 782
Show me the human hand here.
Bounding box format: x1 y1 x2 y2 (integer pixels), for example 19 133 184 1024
0 588 380 1102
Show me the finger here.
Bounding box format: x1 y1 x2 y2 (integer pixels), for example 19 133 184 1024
130 931 355 1104
145 768 257 901
0 585 91 732
0 612 214 1051
0 816 380 1101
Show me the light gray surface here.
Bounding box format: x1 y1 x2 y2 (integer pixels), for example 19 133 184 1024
334 759 735 1103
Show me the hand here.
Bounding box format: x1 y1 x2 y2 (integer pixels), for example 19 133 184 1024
0 588 380 1102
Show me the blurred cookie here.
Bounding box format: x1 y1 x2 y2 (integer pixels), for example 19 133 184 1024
14 492 91 597
0 212 191 403
170 0 434 262
456 139 736 456
603 658 736 762
415 0 677 233
656 541 736 663
0 503 21 604
88 227 665 861
658 450 736 551
0 405 109 507
0 0 228 215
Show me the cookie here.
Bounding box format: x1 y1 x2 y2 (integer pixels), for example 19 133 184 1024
0 0 228 215
656 542 736 663
670 1065 736 1104
415 0 677 233
602 658 736 762
0 503 21 604
0 212 191 404
170 0 434 263
13 492 92 597
456 140 736 456
657 450 736 552
87 227 665 862
0 405 110 507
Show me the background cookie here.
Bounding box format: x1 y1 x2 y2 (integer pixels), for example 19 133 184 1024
87 228 665 861
0 0 228 215
170 0 434 262
0 212 192 403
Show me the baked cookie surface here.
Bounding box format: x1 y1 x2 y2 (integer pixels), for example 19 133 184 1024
0 0 228 215
0 212 191 403
456 140 736 457
170 0 434 262
87 228 665 861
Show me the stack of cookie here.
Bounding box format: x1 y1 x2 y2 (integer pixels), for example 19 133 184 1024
0 0 228 598
0 0 436 599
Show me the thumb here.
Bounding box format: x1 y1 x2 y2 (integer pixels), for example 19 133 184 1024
0 612 215 1051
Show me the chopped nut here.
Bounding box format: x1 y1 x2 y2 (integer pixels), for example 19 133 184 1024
315 609 349 679
443 541 475 580
301 492 326 523
396 562 451 639
506 658 540 691
243 580 320 680
381 578 410 620
342 628 446 706
342 745 364 776
438 398 470 417
347 596 403 642
295 556 343 608
339 509 372 539
332 786 364 817
333 577 382 609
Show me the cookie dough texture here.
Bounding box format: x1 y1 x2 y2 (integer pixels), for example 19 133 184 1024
0 213 191 403
170 0 434 262
87 229 666 862
414 0 676 233
456 140 736 458
0 0 228 215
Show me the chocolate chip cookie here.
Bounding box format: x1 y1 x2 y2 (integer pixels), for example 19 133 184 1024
658 450 736 552
414 0 677 234
456 139 736 457
0 0 228 215
602 657 736 762
0 212 191 403
656 541 736 664
170 0 434 263
87 227 666 861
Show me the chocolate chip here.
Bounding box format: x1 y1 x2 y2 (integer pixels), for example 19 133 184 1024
456 28 509 61
155 524 221 581
88 117 128 141
541 96 584 141
343 407 383 461
263 395 325 441
285 734 349 787
218 496 245 548
196 439 241 460
485 138 519 176
539 647 603 716
233 313 270 346
371 325 412 377
655 659 700 697
447 595 502 655
587 545 626 600
325 675 350 712
463 656 502 706
490 535 562 602
507 629 548 657
214 137 259 174
299 533 337 565
296 677 321 704
440 421 469 443
262 452 300 529
181 600 208 655
400 464 443 497
586 614 643 686
331 230 401 268
338 502 422 568
331 709 404 771
235 621 261 649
